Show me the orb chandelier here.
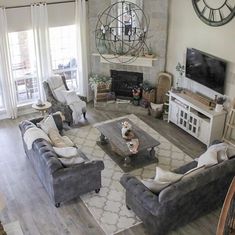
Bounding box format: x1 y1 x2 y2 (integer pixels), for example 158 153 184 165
95 0 149 64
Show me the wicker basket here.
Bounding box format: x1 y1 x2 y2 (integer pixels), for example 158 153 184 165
142 89 156 103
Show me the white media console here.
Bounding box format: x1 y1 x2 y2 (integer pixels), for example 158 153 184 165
168 91 227 146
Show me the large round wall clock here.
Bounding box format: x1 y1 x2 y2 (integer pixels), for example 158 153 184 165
192 0 235 26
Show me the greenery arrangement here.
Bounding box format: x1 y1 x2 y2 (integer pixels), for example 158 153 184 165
89 74 112 90
175 62 185 77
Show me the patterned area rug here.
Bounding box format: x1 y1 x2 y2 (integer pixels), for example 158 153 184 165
65 114 193 235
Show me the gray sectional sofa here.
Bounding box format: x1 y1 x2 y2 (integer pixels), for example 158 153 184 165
19 114 104 207
120 156 235 235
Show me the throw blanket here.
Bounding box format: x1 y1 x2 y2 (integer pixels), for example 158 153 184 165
64 91 86 124
23 127 51 150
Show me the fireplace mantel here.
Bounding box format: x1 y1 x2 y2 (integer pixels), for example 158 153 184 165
92 53 157 67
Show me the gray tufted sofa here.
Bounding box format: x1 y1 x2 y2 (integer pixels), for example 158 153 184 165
120 156 235 235
19 114 104 207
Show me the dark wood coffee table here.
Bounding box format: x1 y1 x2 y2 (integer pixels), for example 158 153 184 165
95 118 160 167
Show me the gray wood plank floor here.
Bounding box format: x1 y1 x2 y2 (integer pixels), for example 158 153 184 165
0 106 220 235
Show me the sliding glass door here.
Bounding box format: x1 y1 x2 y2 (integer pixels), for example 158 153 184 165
8 30 39 105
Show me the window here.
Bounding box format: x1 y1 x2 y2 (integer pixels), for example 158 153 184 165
8 30 39 105
49 25 78 90
0 80 4 110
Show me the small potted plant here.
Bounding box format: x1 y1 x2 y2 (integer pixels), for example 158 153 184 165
215 96 226 112
144 43 155 58
175 62 185 91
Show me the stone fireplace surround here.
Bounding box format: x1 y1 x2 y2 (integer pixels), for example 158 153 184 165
111 70 143 99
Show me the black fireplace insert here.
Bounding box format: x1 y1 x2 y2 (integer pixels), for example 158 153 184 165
111 70 143 98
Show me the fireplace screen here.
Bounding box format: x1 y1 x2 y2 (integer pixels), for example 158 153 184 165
111 70 143 98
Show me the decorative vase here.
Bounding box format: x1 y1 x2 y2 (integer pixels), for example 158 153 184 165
215 104 223 112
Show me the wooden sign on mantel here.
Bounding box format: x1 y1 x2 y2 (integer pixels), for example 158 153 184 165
182 89 216 107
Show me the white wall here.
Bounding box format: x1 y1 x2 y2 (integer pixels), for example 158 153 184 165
166 0 235 103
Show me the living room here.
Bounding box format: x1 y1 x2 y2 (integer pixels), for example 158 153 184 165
0 0 235 235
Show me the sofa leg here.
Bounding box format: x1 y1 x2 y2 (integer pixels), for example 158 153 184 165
95 189 100 193
55 203 61 208
126 205 131 210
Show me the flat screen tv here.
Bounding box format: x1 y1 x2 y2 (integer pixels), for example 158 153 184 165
186 48 227 94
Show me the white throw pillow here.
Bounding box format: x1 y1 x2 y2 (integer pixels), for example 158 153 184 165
154 166 183 183
54 85 67 103
142 179 170 193
53 146 78 158
37 115 58 134
227 146 235 159
217 150 228 162
197 149 218 167
142 167 183 193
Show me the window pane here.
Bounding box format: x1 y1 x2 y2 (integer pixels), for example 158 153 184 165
8 30 39 105
49 25 78 90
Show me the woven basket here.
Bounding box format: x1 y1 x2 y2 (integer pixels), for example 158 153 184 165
143 90 156 103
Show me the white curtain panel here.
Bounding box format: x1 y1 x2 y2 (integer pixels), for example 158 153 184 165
31 3 51 101
0 8 18 119
75 0 89 98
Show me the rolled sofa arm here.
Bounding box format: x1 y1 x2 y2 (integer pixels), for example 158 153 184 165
120 174 161 216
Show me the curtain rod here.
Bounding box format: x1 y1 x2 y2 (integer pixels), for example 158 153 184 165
5 0 88 10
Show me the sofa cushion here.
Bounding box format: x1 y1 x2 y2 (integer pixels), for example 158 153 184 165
37 115 59 135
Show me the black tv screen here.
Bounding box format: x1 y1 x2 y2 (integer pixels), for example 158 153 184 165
186 48 227 94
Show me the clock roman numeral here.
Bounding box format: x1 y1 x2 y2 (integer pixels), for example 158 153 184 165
209 9 215 21
225 3 233 12
201 6 207 15
219 9 224 21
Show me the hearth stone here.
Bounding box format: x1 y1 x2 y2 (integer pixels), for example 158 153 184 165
94 101 147 116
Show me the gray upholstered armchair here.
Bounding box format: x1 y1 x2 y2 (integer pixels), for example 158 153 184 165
43 75 86 125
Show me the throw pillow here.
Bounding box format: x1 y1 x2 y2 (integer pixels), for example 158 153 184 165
142 167 183 193
37 115 59 134
48 129 74 148
142 179 170 193
197 149 218 168
217 150 229 162
227 146 235 159
53 146 78 158
53 85 67 103
154 166 183 183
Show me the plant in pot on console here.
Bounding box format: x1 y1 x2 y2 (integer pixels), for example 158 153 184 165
175 62 185 91
215 96 226 112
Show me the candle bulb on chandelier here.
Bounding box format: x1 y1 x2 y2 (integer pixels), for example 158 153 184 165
114 30 117 42
128 30 131 42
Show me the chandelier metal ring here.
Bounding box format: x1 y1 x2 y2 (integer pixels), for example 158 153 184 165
95 0 149 64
